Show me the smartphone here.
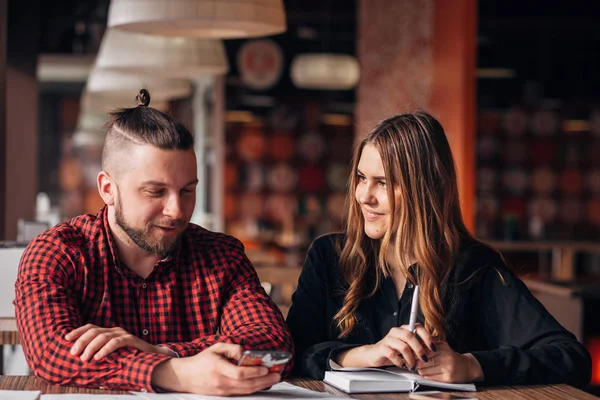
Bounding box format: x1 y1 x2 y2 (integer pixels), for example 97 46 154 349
237 350 292 373
409 391 477 400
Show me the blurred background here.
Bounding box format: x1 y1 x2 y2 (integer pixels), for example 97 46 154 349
2 0 600 392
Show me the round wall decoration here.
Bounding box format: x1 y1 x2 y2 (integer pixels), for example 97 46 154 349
237 39 284 90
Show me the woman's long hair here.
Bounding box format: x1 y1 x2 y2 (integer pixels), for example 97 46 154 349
334 112 475 340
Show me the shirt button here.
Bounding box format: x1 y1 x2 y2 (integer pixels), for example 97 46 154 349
142 329 149 336
393 311 398 316
142 282 147 289
407 283 414 289
140 388 147 392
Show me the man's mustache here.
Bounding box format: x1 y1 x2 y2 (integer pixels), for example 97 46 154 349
150 219 186 228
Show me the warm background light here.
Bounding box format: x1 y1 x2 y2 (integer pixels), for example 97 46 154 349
291 54 360 90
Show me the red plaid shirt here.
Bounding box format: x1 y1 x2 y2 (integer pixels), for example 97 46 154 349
14 207 293 392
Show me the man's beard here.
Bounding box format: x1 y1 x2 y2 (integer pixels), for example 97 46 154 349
114 195 185 256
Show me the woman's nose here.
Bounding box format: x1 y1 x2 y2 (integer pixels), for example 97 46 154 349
358 184 376 205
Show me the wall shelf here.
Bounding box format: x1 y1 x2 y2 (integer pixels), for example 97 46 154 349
487 241 600 282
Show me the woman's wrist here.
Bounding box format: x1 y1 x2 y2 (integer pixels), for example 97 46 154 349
334 348 353 366
335 345 371 367
464 353 484 382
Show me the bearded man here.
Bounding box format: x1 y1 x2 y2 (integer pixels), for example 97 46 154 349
15 89 292 395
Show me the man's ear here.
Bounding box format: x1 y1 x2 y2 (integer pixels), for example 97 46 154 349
97 170 115 206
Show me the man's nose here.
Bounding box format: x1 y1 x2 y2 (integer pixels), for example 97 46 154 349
164 195 184 220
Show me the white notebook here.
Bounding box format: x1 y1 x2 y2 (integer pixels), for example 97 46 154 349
324 361 476 394
132 382 337 399
0 391 41 400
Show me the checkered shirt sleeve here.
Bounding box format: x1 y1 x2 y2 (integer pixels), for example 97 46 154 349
14 237 171 392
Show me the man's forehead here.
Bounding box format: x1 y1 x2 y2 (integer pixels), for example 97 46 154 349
138 179 199 187
120 171 198 188
126 145 196 164
116 146 197 184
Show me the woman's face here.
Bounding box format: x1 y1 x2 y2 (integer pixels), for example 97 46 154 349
355 144 397 240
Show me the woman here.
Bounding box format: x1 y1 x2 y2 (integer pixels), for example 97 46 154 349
286 112 591 387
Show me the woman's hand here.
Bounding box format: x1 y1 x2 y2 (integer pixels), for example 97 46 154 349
337 323 436 370
414 341 484 383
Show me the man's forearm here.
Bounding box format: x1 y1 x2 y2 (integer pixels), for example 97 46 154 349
162 335 231 358
163 328 291 360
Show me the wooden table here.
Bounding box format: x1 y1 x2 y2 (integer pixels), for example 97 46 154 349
0 375 597 399
291 378 599 399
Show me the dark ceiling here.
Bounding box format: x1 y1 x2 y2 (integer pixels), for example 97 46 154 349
479 0 600 18
34 0 356 55
10 0 600 109
477 0 600 109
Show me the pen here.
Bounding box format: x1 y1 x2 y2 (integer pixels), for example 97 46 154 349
408 285 420 333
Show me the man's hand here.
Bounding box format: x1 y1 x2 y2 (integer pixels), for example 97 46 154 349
65 324 171 361
152 343 281 395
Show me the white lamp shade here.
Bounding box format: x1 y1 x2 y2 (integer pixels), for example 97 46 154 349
96 30 228 78
107 0 286 39
81 91 170 114
86 69 192 101
291 54 360 90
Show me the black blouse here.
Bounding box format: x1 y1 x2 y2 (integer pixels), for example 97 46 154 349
286 233 591 387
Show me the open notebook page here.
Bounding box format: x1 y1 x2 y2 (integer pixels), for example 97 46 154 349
132 382 337 400
329 360 476 392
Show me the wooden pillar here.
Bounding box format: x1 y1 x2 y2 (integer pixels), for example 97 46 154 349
356 0 435 132
5 0 40 240
357 0 476 231
430 0 477 232
0 0 7 240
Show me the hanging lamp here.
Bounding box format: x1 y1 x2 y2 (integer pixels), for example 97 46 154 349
289 0 359 91
107 0 286 39
86 69 192 101
290 54 360 90
96 29 228 77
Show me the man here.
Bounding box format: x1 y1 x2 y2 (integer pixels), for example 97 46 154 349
15 90 293 395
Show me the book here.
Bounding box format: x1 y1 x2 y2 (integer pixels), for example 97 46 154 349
323 361 477 394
